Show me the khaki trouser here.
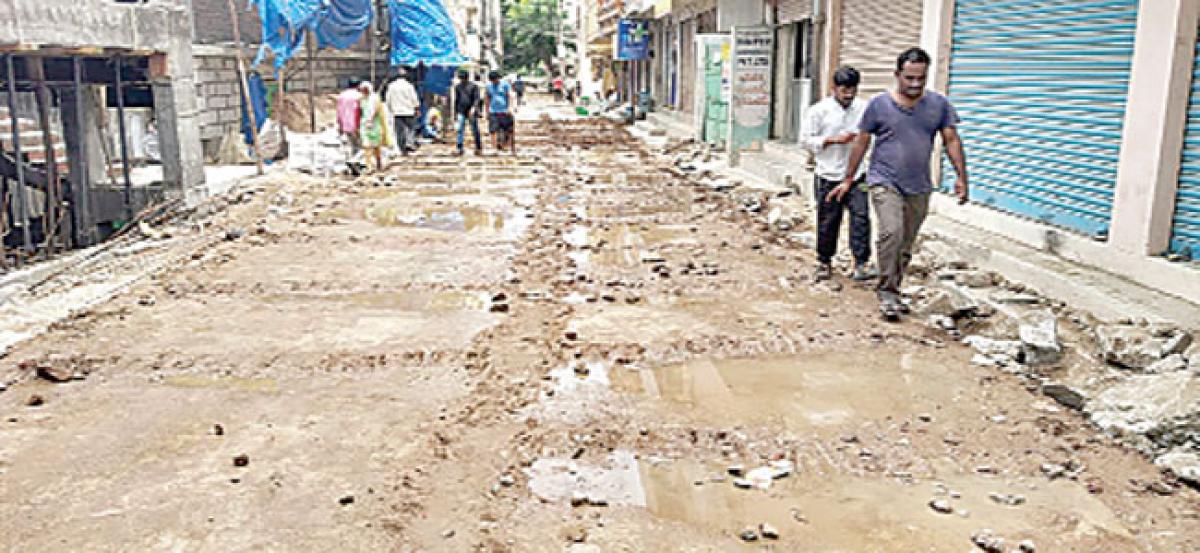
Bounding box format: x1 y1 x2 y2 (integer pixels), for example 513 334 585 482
870 185 930 296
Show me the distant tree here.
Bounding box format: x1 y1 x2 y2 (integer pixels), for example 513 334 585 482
501 0 566 73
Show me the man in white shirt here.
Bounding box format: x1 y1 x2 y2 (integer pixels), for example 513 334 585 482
386 71 420 155
801 66 877 282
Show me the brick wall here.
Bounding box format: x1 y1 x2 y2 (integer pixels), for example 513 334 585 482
193 48 389 158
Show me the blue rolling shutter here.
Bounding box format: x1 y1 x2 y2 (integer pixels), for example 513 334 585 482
1171 33 1200 259
941 0 1139 237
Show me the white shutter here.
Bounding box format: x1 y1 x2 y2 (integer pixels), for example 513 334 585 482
838 0 924 98
777 0 812 24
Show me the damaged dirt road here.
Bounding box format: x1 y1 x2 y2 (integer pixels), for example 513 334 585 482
1 107 1198 552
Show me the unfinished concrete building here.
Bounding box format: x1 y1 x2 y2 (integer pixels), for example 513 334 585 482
0 0 205 261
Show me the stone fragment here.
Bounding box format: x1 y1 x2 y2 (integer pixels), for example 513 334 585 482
233 454 250 467
1019 310 1062 366
1087 371 1200 447
1154 451 1200 486
1095 325 1166 369
928 499 953 514
988 492 1026 506
759 522 779 540
971 529 1005 553
1041 382 1087 411
338 495 355 506
739 528 758 542
1145 354 1187 374
1018 539 1037 552
25 394 45 407
1164 332 1194 356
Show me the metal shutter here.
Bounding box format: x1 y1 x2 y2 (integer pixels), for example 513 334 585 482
839 0 923 98
777 0 812 24
941 0 1138 237
1171 32 1200 258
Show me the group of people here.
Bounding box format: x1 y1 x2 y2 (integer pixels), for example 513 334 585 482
334 69 516 172
799 47 968 321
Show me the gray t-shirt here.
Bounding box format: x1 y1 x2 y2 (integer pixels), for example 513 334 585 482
858 90 959 196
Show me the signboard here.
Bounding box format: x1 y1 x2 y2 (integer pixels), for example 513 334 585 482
729 26 773 155
616 19 651 61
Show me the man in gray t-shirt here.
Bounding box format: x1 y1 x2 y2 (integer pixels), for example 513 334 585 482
828 47 969 320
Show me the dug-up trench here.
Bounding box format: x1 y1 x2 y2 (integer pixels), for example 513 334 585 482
0 104 1197 552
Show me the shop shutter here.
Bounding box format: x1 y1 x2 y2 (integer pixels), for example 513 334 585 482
940 0 1138 237
777 0 812 24
1171 32 1200 258
839 0 923 98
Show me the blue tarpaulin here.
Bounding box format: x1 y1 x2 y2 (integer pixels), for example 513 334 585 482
250 0 372 70
387 0 467 67
240 73 269 145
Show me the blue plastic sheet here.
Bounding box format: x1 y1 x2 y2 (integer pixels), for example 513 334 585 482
387 0 467 67
250 0 372 70
240 73 270 146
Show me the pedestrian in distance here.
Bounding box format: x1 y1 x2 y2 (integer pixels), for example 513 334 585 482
357 81 388 173
336 77 363 173
453 70 484 156
386 70 420 156
801 66 877 283
552 74 564 102
514 74 526 106
829 47 969 321
485 70 516 155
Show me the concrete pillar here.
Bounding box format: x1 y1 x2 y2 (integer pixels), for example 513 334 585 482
920 0 955 94
155 6 207 206
1110 0 1198 255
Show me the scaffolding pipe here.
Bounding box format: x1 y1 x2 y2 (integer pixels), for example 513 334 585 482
72 56 93 246
113 54 134 223
5 54 33 259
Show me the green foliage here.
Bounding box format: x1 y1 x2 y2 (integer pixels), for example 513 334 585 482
502 0 570 73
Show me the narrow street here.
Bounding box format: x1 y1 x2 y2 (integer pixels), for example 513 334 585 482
1 104 1197 551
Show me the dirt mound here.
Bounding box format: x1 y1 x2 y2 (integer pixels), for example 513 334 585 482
278 91 339 133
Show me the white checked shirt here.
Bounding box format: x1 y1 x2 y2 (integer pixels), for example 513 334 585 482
800 96 869 182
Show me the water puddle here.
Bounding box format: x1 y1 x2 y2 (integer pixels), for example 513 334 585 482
609 351 970 430
637 459 1132 549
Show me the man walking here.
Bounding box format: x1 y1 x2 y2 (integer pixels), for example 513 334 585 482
485 71 516 154
801 66 875 283
453 70 483 155
829 47 968 321
386 71 420 155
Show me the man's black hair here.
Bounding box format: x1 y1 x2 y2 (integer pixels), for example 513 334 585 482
488 70 501 81
896 47 932 71
348 77 362 88
833 66 860 88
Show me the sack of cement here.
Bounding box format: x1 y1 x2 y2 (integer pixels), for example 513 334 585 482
286 129 345 177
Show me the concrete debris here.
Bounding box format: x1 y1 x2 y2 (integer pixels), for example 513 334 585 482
1095 324 1168 370
1164 332 1194 357
1145 354 1188 374
1018 310 1062 366
1018 539 1037 553
759 522 779 540
970 529 1005 553
1041 382 1087 411
987 492 1026 506
25 394 45 407
964 336 1022 365
1087 371 1200 450
1154 451 1200 486
928 498 953 514
739 528 759 542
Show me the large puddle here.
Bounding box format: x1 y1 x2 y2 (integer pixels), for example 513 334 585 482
527 452 1133 550
608 351 970 431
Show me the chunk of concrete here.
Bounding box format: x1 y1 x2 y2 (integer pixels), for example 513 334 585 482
1094 325 1167 370
1154 451 1200 486
1041 382 1087 411
1087 372 1200 449
1145 354 1188 374
1019 310 1062 366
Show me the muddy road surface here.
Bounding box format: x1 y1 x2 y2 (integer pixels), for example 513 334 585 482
1 109 1198 552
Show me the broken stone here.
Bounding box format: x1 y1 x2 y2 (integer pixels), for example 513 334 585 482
971 529 1005 553
224 228 245 241
213 424 225 436
1145 353 1188 374
964 336 1023 360
1164 332 1194 356
928 499 953 514
739 528 758 542
955 271 994 288
1041 382 1087 411
233 454 250 467
1154 451 1200 486
1018 539 1037 553
1087 371 1200 448
338 495 355 506
1040 463 1066 479
727 464 745 477
732 478 753 489
759 522 779 540
25 394 45 407
490 303 510 313
987 492 1026 506
1095 325 1167 370
138 295 157 307
1019 310 1062 366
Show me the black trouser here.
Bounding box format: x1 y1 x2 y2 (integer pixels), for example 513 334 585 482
394 115 416 152
814 176 871 265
